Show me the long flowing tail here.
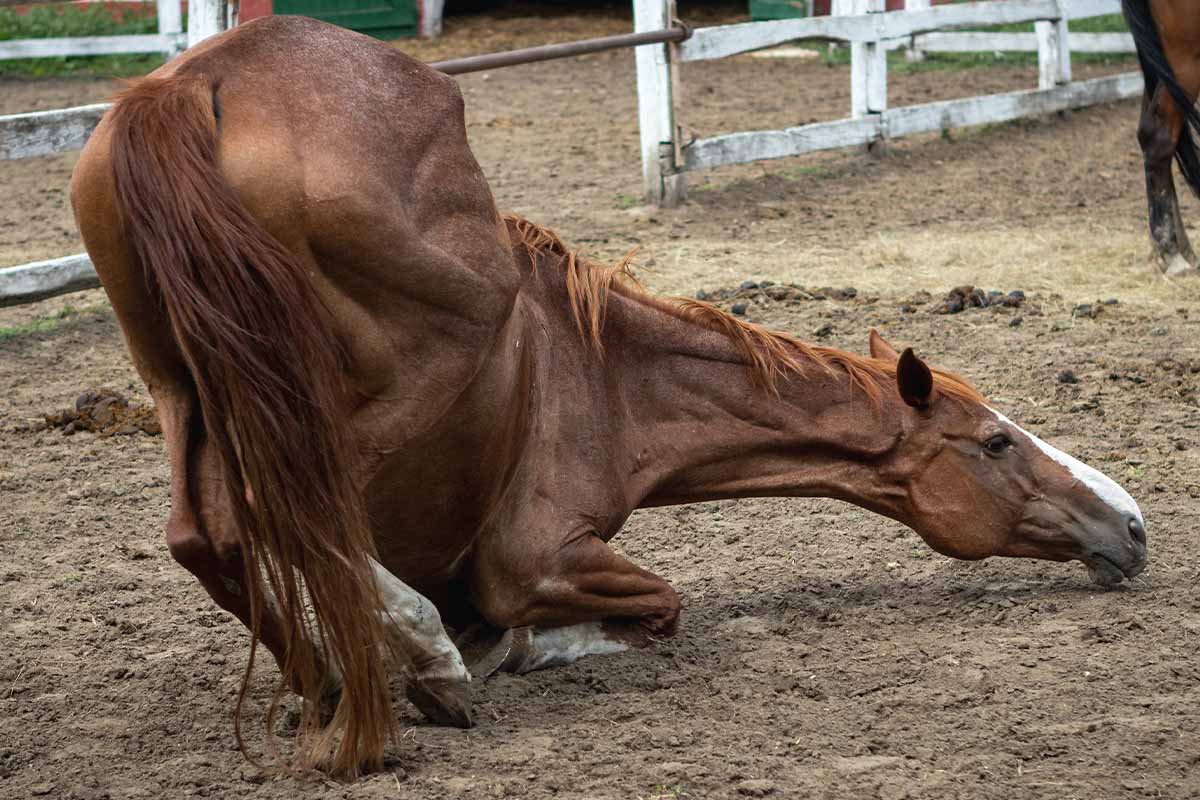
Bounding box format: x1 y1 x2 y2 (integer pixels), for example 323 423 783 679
1123 0 1200 196
106 73 394 775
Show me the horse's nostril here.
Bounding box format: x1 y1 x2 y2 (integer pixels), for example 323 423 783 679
1128 516 1147 547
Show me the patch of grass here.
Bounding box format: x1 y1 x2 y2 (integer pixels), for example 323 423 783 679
0 5 165 78
615 193 641 209
780 164 829 181
0 303 108 342
646 785 690 800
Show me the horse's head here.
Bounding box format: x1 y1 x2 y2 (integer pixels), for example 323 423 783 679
868 330 1146 586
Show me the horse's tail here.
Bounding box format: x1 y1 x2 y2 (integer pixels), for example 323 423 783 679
1122 0 1200 196
106 72 394 775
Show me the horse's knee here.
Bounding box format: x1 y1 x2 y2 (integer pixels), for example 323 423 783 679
165 512 215 575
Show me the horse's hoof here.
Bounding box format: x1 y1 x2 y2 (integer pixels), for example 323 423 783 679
1157 251 1197 278
467 626 535 678
405 674 474 728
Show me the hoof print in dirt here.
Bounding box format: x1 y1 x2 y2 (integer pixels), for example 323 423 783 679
933 286 1026 314
736 779 777 797
41 388 161 437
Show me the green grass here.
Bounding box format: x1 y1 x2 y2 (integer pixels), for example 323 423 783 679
615 193 641 209
0 5 165 78
0 304 108 342
807 13 1135 74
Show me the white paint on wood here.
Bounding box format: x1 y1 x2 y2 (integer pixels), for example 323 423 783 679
634 0 680 206
187 0 226 48
879 0 1062 39
896 31 1134 53
0 254 100 308
0 103 110 161
680 72 1140 173
1036 11 1071 90
904 0 931 62
884 71 1142 137
156 0 185 58
843 0 871 117
679 15 877 62
683 116 881 171
0 34 183 59
865 1 887 115
419 0 445 37
680 0 1077 62
1062 0 1121 17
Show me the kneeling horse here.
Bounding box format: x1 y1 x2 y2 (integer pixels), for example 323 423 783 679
71 15 1148 777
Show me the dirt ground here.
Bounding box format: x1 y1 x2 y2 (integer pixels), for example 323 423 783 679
2 4 1200 799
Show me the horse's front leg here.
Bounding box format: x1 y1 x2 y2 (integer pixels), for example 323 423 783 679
467 525 681 675
1138 82 1197 276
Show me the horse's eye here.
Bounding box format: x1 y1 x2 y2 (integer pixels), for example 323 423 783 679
984 434 1013 456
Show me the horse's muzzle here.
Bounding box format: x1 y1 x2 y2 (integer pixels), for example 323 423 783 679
1082 514 1148 586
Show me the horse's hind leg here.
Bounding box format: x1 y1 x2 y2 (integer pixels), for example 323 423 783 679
163 422 344 703
1138 83 1196 274
369 560 473 726
1138 82 1198 276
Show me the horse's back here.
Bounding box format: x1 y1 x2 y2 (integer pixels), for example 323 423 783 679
89 16 521 446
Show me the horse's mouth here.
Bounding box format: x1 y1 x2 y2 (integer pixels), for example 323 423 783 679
1083 552 1144 587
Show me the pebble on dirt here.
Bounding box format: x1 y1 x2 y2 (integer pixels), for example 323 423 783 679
1058 369 1080 384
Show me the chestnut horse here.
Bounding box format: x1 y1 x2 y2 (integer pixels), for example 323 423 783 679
70 16 1148 776
1122 0 1200 276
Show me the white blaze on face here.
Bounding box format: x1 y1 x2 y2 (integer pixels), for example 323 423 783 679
989 408 1143 525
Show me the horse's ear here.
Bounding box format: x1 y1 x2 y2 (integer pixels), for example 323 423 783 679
897 348 935 409
869 328 900 362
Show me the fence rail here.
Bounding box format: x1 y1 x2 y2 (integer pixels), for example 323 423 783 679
636 0 1141 204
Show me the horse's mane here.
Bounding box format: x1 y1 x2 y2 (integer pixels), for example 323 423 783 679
504 215 984 407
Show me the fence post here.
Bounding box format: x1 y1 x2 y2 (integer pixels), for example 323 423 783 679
156 0 184 59
847 0 886 119
188 0 227 49
634 0 685 207
419 0 445 37
1036 1 1071 90
904 0 930 63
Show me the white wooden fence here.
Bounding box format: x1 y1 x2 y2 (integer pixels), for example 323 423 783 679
633 0 1141 204
1 0 1143 304
0 0 225 307
0 0 186 60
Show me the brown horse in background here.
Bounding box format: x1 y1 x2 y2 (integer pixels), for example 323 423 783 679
70 16 1149 777
1123 0 1200 276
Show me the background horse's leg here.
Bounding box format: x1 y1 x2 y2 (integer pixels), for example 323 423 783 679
369 560 473 727
1137 82 1197 275
468 528 680 674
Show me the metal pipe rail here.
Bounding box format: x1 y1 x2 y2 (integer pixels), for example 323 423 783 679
430 23 690 75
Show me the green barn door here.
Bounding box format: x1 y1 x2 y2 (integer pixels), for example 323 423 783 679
275 0 417 40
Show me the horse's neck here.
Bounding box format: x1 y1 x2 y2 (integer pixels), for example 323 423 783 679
601 293 908 517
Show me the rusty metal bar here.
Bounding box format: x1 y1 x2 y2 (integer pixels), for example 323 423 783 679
430 22 690 75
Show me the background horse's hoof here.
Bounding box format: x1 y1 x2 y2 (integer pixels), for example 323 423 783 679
1155 251 1197 278
405 675 474 728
